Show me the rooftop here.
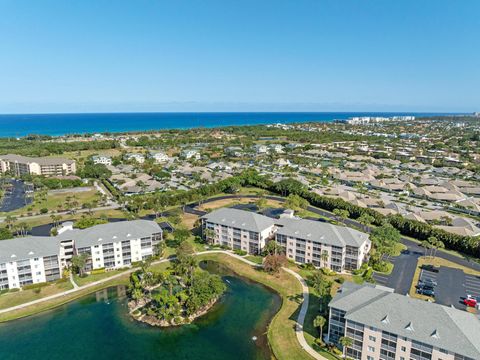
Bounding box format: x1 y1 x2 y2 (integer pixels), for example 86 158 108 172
201 208 275 232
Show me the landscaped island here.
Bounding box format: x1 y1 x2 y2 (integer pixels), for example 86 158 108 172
127 242 226 327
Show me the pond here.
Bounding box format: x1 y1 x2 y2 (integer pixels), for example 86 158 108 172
0 261 281 360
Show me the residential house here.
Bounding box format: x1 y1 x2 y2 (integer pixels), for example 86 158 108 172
92 155 112 166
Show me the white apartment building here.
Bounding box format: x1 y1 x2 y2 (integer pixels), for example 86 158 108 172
0 154 76 176
201 208 276 254
0 220 162 290
275 217 371 272
0 236 62 290
149 151 169 163
92 155 112 166
328 282 480 360
124 153 145 163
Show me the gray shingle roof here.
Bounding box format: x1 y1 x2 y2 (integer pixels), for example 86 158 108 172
276 218 369 247
330 283 480 358
201 208 275 232
0 236 59 263
0 154 75 165
57 220 162 248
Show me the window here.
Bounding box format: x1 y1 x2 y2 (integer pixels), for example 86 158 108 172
369 336 376 342
368 346 375 352
367 357 374 360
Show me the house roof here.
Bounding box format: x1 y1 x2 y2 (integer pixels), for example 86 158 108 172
330 283 480 359
201 208 275 232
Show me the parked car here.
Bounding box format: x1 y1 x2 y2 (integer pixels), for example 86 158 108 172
418 278 438 287
464 295 478 307
421 265 440 273
417 287 435 297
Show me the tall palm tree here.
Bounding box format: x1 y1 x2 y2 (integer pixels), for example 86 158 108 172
321 250 329 268
313 315 326 340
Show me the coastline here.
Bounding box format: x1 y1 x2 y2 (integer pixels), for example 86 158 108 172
0 111 449 137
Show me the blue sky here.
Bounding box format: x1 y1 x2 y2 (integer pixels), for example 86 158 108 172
0 0 479 113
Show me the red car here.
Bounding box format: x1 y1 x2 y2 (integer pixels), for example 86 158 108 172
464 295 478 307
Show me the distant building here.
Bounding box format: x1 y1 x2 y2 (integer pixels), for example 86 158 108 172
149 151 169 163
253 144 268 154
92 155 112 166
124 153 145 163
328 282 480 360
181 149 201 160
0 154 76 176
0 220 162 290
201 208 276 254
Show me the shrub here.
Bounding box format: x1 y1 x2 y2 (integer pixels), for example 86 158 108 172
234 249 247 256
40 208 48 214
23 282 48 290
335 277 345 284
90 268 106 275
372 261 391 273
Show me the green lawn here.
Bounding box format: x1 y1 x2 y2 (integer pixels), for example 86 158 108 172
2 189 102 217
0 280 73 311
245 255 264 265
73 269 128 287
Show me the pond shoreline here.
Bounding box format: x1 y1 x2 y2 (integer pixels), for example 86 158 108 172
129 296 220 327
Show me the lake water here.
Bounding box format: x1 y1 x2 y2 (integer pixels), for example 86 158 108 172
0 261 281 360
0 111 449 137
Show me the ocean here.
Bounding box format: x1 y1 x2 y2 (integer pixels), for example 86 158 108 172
0 112 451 137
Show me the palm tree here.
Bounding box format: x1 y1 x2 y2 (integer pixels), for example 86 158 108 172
339 336 354 358
5 215 17 230
421 240 430 258
433 239 444 258
321 250 329 268
313 315 326 340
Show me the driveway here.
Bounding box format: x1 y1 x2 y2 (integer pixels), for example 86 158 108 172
373 250 422 295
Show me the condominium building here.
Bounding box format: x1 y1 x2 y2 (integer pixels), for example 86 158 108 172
0 236 62 290
201 208 276 254
0 154 76 176
201 208 371 268
328 282 480 360
0 220 162 290
275 218 371 272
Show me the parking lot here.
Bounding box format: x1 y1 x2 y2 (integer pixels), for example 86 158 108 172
418 266 480 310
0 179 33 212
